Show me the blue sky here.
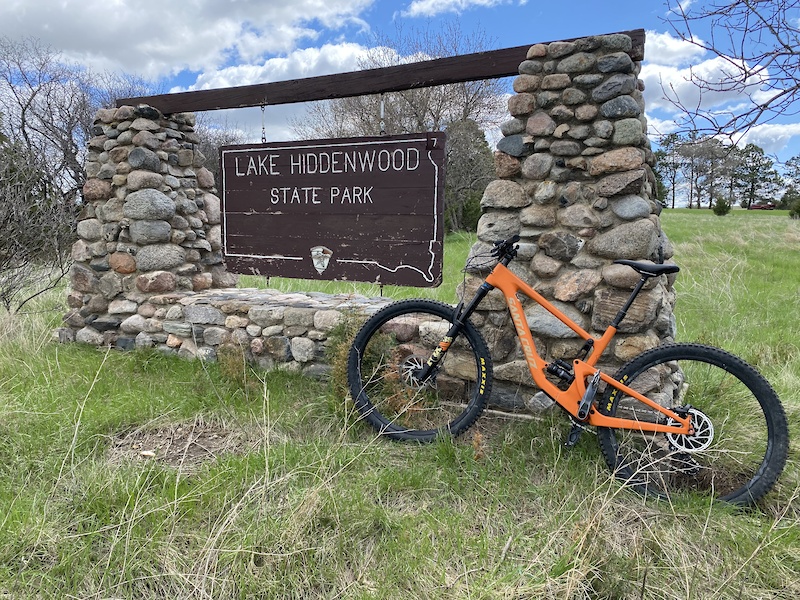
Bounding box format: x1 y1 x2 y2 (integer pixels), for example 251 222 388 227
2 0 800 161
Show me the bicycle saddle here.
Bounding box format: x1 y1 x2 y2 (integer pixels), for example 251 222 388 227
613 260 680 277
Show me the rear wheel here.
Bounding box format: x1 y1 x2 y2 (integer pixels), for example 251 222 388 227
347 299 492 442
597 344 788 505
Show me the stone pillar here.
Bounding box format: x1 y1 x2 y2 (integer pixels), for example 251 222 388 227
62 105 238 348
463 32 676 411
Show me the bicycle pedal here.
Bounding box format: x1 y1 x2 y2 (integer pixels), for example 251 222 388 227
564 423 584 449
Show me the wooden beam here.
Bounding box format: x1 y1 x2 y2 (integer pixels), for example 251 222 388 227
117 29 645 114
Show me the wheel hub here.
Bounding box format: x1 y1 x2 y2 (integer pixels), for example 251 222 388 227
400 354 429 388
666 407 714 452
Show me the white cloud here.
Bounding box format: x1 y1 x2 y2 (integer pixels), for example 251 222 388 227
0 0 375 79
739 123 800 155
641 56 768 116
644 30 706 67
401 0 522 18
174 42 372 92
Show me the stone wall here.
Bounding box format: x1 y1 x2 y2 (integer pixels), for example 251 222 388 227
61 30 676 415
460 32 676 411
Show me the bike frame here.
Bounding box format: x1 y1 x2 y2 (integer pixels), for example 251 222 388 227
480 262 693 436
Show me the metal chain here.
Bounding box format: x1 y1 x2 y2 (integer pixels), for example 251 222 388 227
261 101 267 144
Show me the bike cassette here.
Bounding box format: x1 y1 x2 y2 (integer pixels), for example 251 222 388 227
666 407 714 452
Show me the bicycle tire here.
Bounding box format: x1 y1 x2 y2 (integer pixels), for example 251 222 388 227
347 299 492 442
597 343 788 505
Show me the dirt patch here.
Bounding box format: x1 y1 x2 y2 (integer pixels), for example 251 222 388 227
107 418 256 472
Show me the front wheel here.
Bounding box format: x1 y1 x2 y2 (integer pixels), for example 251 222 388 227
347 299 493 442
597 343 789 505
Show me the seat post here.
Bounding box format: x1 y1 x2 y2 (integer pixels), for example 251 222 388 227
610 275 649 329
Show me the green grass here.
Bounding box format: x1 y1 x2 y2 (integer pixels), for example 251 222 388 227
0 215 798 598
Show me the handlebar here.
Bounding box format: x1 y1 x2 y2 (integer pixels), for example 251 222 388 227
491 235 520 265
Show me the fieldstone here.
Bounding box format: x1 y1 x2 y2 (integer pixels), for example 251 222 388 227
592 74 637 103
314 310 343 332
500 118 525 136
108 299 138 315
557 53 596 73
266 336 292 361
526 111 557 137
163 321 193 336
83 179 112 202
203 327 229 346
508 93 536 115
197 167 215 189
249 305 285 327
136 271 177 293
614 332 660 362
129 220 171 244
550 105 574 120
596 170 645 197
601 34 633 52
533 180 558 203
550 141 581 156
76 327 104 346
521 204 557 227
525 301 588 338
481 180 528 209
124 188 175 220
127 147 161 172
593 120 614 138
70 264 99 293
602 262 658 289
71 240 93 262
527 44 547 59
97 272 123 299
496 134 532 158
135 244 186 271
598 52 634 73
613 118 644 146
109 252 137 274
291 337 317 363
541 74 571 90
588 148 645 176
538 231 584 261
477 212 520 243
586 218 659 259
554 270 602 301
184 305 226 325
192 273 213 291
573 73 605 88
562 88 587 105
211 266 238 287
521 153 554 180
611 195 651 220
135 332 155 349
548 42 576 58
77 219 103 242
519 60 544 75
592 288 661 333
513 75 542 93
600 95 642 119
559 204 600 229
127 170 164 191
120 314 149 334
495 152 522 178
132 130 161 150
131 117 160 131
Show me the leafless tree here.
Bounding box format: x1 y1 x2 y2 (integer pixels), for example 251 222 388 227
291 21 506 230
664 0 800 136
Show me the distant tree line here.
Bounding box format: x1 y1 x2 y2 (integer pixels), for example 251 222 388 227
653 133 800 215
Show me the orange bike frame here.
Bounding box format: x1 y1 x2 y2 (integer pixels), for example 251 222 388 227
484 263 692 435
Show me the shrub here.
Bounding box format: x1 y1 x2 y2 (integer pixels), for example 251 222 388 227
712 197 731 216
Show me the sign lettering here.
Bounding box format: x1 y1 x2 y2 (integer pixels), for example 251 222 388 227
220 133 446 287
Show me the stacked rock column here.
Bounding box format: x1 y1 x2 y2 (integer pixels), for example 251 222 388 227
63 105 238 348
464 33 677 411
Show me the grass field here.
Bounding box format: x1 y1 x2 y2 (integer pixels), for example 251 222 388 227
0 210 797 598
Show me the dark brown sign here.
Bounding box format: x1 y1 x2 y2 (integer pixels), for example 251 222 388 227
219 132 446 287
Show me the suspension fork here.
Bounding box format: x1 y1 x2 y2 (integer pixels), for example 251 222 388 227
415 282 494 382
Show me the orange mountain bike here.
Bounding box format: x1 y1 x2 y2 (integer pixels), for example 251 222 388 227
347 236 789 505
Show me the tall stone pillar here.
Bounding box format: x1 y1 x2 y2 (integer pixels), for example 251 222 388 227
62 105 237 348
463 32 677 411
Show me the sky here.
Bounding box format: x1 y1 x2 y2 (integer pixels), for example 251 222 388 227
2 0 800 162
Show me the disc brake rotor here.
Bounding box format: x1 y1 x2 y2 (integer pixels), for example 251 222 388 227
399 354 429 389
666 407 714 453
